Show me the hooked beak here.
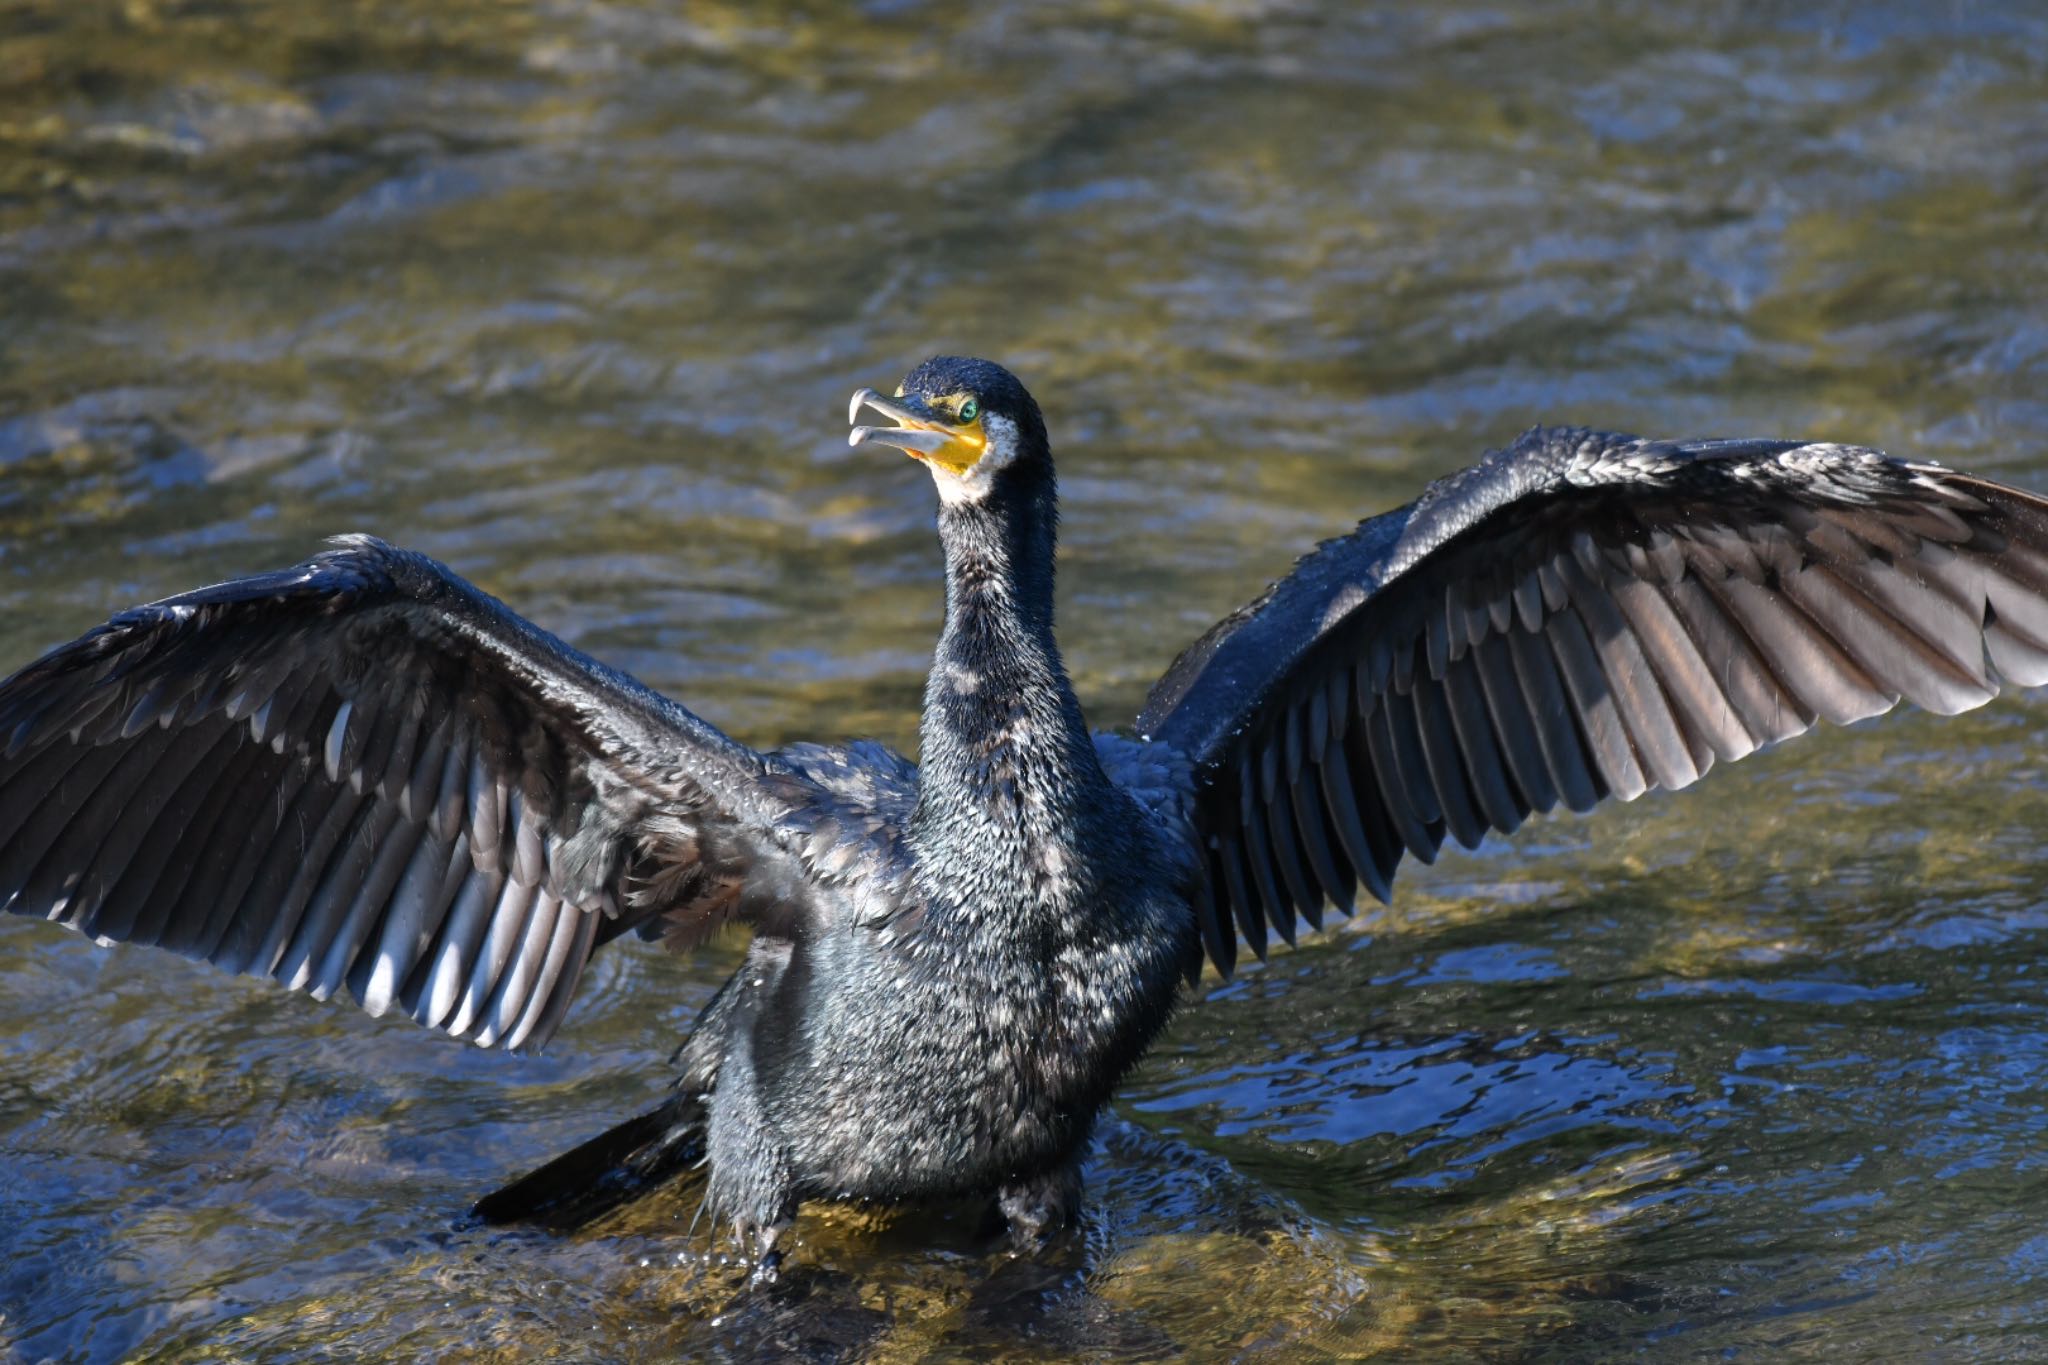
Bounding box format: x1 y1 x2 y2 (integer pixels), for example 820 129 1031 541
848 388 986 476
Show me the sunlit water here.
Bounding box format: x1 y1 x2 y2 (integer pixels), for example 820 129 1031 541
2 1 2047 1359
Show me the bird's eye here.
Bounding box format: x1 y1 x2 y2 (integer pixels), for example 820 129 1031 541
957 398 980 423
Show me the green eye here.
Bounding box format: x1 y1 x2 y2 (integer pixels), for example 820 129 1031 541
957 398 979 423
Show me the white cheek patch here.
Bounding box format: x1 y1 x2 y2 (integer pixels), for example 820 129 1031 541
931 412 1021 506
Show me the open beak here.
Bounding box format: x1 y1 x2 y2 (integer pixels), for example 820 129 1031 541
848 388 986 476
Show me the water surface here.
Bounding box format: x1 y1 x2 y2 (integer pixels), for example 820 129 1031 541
2 1 2047 1359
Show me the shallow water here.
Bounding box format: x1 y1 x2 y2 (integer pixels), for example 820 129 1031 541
2 1 2048 1359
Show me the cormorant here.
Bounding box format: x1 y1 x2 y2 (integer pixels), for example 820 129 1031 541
5 355 2048 1278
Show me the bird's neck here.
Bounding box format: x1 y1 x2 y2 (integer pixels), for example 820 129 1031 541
910 485 1109 878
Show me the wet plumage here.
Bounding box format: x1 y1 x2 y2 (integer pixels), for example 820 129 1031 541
6 354 2048 1275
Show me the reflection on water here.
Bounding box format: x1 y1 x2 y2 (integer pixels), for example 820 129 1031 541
3 0 2048 1358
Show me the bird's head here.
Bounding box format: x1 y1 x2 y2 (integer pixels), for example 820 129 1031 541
848 356 1049 506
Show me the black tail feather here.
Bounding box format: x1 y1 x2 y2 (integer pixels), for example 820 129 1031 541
473 1090 708 1231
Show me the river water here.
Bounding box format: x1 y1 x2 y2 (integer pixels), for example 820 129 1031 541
2 1 2047 1359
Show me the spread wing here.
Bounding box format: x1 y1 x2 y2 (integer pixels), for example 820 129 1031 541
0 536 833 1050
1137 428 2048 977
